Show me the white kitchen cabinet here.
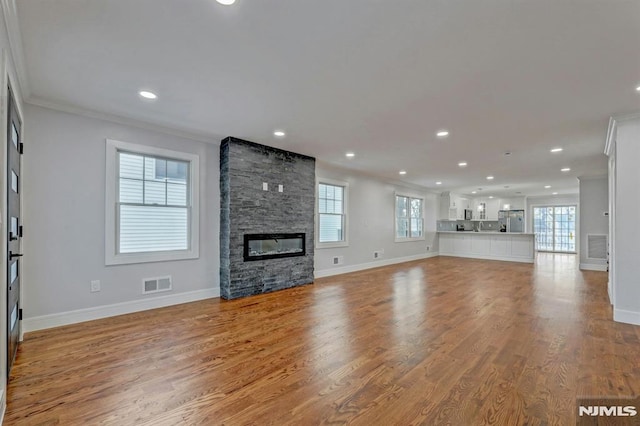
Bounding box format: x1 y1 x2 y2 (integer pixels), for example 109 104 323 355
440 192 464 220
438 232 534 263
486 198 500 220
439 233 454 252
489 235 510 256
453 234 472 253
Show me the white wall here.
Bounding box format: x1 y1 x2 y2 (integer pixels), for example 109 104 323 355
22 104 220 330
610 116 640 325
314 162 438 277
578 176 608 270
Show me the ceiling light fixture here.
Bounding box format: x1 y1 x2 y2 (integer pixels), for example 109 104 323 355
216 0 236 5
544 185 551 189
436 130 449 138
486 176 494 180
561 168 571 172
458 162 468 167
636 85 640 92
489 196 494 199
471 191 477 194
399 170 407 175
345 152 355 158
550 147 563 153
552 192 558 195
435 181 442 185
139 90 157 100
273 130 286 137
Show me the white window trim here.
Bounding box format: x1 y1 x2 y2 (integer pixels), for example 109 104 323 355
394 192 425 242
105 139 200 265
316 178 349 249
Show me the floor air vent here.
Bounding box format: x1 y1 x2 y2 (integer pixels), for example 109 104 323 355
587 235 607 260
143 276 172 294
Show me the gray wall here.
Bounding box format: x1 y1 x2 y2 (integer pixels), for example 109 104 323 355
220 138 315 299
578 176 608 270
314 162 438 276
22 104 220 321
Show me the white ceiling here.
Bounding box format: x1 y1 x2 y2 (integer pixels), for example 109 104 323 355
14 0 640 197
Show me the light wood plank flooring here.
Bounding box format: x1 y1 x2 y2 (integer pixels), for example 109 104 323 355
5 254 639 425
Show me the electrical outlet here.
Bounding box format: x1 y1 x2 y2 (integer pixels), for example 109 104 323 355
374 251 383 259
426 245 431 251
90 280 101 293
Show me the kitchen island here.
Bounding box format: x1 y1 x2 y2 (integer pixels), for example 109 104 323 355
438 231 535 263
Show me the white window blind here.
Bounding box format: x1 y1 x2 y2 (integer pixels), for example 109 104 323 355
318 183 345 243
105 139 199 266
396 195 423 239
118 152 190 253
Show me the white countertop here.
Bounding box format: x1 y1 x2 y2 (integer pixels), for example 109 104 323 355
438 231 536 236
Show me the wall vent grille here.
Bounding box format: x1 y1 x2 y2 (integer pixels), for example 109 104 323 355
142 276 172 294
587 235 607 260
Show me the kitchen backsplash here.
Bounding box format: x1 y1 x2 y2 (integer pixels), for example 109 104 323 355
437 220 500 231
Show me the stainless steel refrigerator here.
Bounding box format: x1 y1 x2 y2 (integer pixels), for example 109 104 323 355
498 210 525 232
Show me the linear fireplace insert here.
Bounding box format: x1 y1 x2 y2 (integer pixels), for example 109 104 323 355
243 233 306 261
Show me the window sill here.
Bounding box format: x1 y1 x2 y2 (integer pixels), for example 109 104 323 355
316 241 349 249
106 249 199 266
394 237 426 243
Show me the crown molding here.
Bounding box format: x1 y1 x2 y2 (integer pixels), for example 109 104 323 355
1 0 30 98
26 96 222 144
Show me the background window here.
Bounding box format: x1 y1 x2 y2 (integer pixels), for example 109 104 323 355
318 182 346 244
118 152 190 253
396 195 423 239
106 139 199 265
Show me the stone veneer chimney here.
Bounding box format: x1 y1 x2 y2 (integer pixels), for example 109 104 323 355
219 137 315 299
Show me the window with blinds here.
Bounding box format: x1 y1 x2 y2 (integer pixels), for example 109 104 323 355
105 139 199 265
317 182 348 246
118 152 190 253
395 195 423 240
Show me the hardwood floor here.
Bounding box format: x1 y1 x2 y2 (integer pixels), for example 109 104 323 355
5 254 639 425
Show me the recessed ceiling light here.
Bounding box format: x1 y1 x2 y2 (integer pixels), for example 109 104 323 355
273 130 286 137
636 85 640 92
399 170 407 175
552 192 558 195
544 185 551 189
458 162 468 167
561 168 571 172
471 191 477 194
345 152 355 158
489 196 494 199
436 130 449 138
486 176 494 180
216 0 236 4
435 181 442 185
550 147 563 153
139 90 157 100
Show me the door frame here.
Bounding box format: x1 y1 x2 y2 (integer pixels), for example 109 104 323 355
0 50 26 388
531 204 579 253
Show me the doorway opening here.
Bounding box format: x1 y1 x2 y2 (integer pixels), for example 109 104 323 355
533 206 577 253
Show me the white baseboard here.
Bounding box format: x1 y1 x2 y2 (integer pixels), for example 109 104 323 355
579 263 608 271
315 252 439 278
438 253 534 263
22 288 219 333
613 308 640 326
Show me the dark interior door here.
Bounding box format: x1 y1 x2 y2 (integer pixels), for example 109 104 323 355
7 86 22 375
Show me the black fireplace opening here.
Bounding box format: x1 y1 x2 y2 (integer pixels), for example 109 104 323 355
243 233 306 261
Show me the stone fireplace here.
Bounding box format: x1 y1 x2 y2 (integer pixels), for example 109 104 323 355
219 137 315 299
